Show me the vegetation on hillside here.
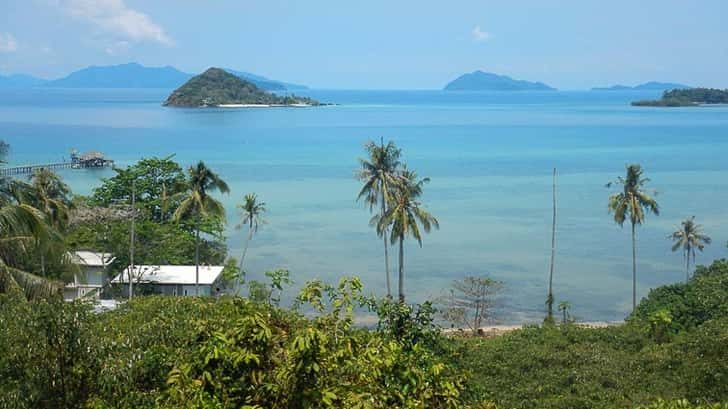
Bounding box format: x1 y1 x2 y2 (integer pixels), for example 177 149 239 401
631 88 728 107
163 67 320 107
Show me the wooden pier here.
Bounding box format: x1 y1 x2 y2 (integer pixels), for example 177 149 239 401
0 150 114 177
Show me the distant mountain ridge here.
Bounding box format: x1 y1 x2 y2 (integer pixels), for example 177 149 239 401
592 81 691 91
0 74 47 88
226 69 308 91
444 70 555 91
45 63 190 88
0 63 307 91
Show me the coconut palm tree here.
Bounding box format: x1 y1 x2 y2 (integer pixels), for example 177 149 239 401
669 216 711 283
0 200 60 299
607 164 659 312
356 138 402 298
379 167 438 302
0 143 61 299
236 193 266 271
173 161 229 296
27 168 73 275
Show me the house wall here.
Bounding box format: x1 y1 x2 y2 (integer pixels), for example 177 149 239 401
81 266 106 286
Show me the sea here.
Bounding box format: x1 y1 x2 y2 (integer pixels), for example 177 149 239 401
1 87 727 323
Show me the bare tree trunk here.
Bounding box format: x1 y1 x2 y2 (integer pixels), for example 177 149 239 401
547 168 557 322
195 224 200 296
239 221 253 272
382 196 391 298
398 237 405 303
631 222 637 312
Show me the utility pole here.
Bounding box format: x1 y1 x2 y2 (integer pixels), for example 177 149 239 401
129 179 136 299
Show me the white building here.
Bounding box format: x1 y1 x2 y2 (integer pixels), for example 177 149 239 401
64 251 116 301
112 265 225 297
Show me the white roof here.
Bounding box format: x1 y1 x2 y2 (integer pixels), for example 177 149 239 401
71 251 115 267
112 265 224 285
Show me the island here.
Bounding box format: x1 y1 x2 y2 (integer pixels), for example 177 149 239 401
631 88 728 107
162 68 322 108
592 81 690 91
443 70 555 91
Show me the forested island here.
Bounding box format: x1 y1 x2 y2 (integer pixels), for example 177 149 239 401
443 70 555 91
632 88 728 107
163 67 321 107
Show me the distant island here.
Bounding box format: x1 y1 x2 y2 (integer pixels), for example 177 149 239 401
46 63 190 89
162 67 321 108
0 63 308 91
225 69 308 91
444 70 555 91
631 88 728 107
592 81 690 91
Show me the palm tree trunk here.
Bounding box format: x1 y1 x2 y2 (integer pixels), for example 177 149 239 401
240 225 253 271
40 252 45 276
685 247 690 283
382 197 391 298
631 222 637 312
195 223 200 297
398 237 405 303
547 168 556 321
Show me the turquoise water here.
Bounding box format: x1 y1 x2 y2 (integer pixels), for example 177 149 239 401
1 88 727 322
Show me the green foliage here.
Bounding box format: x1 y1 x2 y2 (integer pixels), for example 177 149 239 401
453 321 728 409
647 309 673 343
91 156 187 222
631 88 728 107
632 259 728 332
637 400 728 409
163 67 320 107
0 296 98 408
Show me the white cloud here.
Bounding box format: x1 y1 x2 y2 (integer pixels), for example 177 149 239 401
471 25 490 42
58 0 173 46
0 33 18 52
105 40 130 55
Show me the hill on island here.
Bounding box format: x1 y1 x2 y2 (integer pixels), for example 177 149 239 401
592 81 690 91
163 67 320 107
444 70 555 91
631 88 728 107
0 73 47 88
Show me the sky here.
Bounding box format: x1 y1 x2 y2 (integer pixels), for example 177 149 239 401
1 0 727 90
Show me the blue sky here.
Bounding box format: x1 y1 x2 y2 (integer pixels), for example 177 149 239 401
1 0 727 89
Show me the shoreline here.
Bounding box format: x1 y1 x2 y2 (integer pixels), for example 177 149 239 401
216 103 315 108
442 321 622 337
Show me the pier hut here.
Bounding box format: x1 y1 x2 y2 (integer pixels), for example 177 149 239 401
70 150 114 168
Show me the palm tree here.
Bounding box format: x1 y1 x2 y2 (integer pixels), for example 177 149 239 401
379 167 438 302
607 164 659 312
357 138 402 298
27 168 73 275
669 216 711 283
173 161 230 296
236 193 266 272
0 201 60 299
558 300 571 324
